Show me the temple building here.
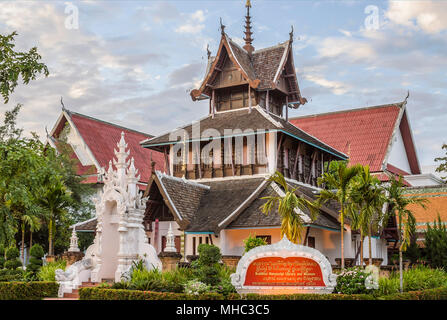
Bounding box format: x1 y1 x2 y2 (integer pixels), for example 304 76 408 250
48 107 165 190
290 102 442 187
138 1 389 265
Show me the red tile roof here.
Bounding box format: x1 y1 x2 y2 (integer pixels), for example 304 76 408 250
405 186 447 231
54 110 165 184
290 103 403 172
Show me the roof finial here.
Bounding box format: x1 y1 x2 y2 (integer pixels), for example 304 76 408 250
243 0 254 54
150 151 156 174
404 90 410 104
289 25 294 43
60 96 66 111
206 44 211 59
220 17 225 35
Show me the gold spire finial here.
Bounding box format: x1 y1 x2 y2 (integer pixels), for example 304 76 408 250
243 0 254 54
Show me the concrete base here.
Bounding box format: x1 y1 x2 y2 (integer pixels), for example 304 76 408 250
158 252 182 271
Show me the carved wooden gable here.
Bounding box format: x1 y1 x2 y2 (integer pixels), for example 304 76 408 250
215 57 248 89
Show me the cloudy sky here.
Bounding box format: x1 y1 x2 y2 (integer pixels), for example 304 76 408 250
0 0 446 168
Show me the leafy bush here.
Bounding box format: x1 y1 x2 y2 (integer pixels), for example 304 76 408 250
0 281 59 300
128 267 192 293
184 279 210 295
79 287 225 300
0 269 25 282
79 286 447 300
424 215 447 268
38 260 66 281
212 277 236 296
4 247 22 270
27 244 44 274
0 244 5 268
378 265 447 295
334 267 373 294
243 234 267 253
194 244 221 286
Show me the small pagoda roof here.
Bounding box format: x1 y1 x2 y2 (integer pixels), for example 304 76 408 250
191 32 305 106
140 106 347 159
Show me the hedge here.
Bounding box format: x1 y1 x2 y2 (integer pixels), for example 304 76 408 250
79 287 225 300
79 286 447 300
0 281 59 300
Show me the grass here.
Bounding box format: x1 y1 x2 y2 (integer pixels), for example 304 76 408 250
378 265 447 295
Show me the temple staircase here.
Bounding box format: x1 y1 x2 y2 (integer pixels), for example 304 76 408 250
44 280 99 300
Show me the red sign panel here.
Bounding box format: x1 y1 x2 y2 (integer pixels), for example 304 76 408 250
244 256 325 287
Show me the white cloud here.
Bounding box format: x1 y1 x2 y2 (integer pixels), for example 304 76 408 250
304 74 351 95
317 37 375 62
338 29 352 37
385 0 447 34
175 10 206 34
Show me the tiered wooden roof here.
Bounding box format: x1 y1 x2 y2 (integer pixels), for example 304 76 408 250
190 29 306 107
141 106 346 159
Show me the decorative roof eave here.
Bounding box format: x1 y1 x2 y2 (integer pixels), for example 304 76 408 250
267 41 307 108
191 33 260 101
49 109 102 172
145 171 189 229
381 97 420 174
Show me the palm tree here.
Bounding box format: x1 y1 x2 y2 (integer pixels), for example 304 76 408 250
29 217 41 249
385 175 426 293
261 171 320 244
317 161 362 269
35 177 72 256
349 166 386 266
18 211 41 262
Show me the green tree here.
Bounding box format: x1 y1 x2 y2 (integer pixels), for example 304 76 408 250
27 243 44 274
0 105 94 255
0 131 47 246
261 171 320 244
35 177 73 256
435 144 447 181
0 31 49 103
404 214 420 264
4 246 21 269
349 166 386 265
385 176 427 293
195 244 222 286
424 214 447 268
243 234 267 253
317 161 362 269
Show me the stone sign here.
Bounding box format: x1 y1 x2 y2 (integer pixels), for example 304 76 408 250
231 236 337 294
